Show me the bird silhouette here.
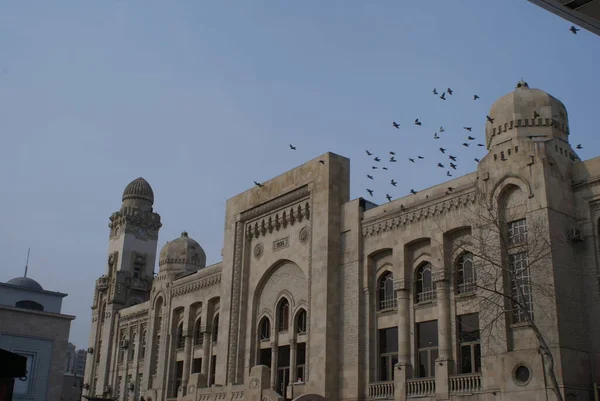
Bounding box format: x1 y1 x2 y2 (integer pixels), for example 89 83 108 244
450 162 457 170
433 88 438 95
577 144 583 149
463 127 472 131
367 189 374 196
374 157 381 162
447 187 453 192
440 147 446 154
410 189 417 195
533 111 540 119
439 126 445 132
468 136 475 140
386 194 392 202
415 119 422 126
382 167 388 170
462 143 470 147
290 144 297 150
409 158 415 163
437 163 444 168
434 133 440 139
367 175 374 179
474 95 480 100
474 158 480 162
486 115 494 123
372 166 379 169
570 25 580 34
254 181 263 187
390 157 397 162
366 150 372 156
418 156 424 159
319 160 325 164
440 92 446 100
449 155 457 161
393 121 400 129
391 179 397 186
447 171 452 177
389 151 396 155
477 143 485 147
447 88 453 95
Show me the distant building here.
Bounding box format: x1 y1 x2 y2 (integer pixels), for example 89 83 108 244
0 274 75 401
61 371 85 401
75 349 87 376
65 342 76 372
64 343 87 376
528 0 600 36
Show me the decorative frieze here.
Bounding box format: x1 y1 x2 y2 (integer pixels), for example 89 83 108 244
108 206 162 240
362 192 477 238
246 201 311 240
170 273 222 297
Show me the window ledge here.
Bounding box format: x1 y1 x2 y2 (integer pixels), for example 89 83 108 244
414 300 436 308
293 381 305 386
455 292 476 300
260 338 270 342
377 308 397 315
510 322 531 329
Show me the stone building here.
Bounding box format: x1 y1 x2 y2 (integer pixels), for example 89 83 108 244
84 81 600 401
0 275 75 401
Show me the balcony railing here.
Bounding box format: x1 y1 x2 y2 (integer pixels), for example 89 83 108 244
449 373 481 394
379 298 397 311
416 289 436 303
406 378 435 397
368 381 394 399
457 280 476 295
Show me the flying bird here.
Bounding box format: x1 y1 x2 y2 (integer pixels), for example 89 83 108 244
319 160 325 164
477 143 485 147
367 189 374 196
463 127 472 131
468 136 475 140
366 150 372 156
440 92 446 100
418 156 424 159
434 133 440 139
386 194 392 202
433 88 438 95
440 147 446 154
447 88 453 95
447 187 453 192
439 126 445 132
486 115 494 123
382 167 388 170
410 189 417 195
474 158 480 162
570 25 580 34
374 157 381 162
409 158 415 163
462 143 470 147
391 179 397 186
437 163 445 168
393 121 400 129
389 151 395 155
254 181 263 187
367 175 374 179
415 119 422 126
533 111 540 119
577 144 583 149
449 155 457 161
447 171 452 177
474 94 480 100
289 144 297 150
372 166 379 169
450 162 457 170
390 157 397 162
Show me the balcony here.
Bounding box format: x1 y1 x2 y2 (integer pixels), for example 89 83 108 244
368 381 394 400
406 378 435 397
379 298 397 311
449 373 481 394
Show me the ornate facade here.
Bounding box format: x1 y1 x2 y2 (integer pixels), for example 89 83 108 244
84 82 600 401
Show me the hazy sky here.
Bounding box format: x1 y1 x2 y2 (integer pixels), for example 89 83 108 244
1 1 599 349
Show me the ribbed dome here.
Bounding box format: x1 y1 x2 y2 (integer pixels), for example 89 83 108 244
6 277 43 291
122 177 154 205
485 80 569 149
159 232 206 272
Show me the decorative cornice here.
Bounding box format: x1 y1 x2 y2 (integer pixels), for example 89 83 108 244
119 308 149 321
240 186 310 222
108 207 162 239
170 273 221 297
362 192 477 238
246 201 310 240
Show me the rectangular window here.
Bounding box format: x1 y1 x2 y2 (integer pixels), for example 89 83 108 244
192 358 202 373
173 361 183 396
458 313 481 374
507 219 527 245
378 327 398 381
417 320 438 378
296 342 306 382
210 355 217 385
259 348 272 368
510 252 533 323
133 266 140 279
13 354 34 395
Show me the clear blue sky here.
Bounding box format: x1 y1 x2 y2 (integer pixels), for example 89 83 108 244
1 1 598 349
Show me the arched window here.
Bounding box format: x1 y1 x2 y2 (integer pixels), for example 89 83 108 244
456 253 476 294
212 315 219 342
194 318 203 346
15 300 44 311
140 331 146 360
119 334 127 363
129 332 136 360
176 322 184 349
378 271 396 310
416 262 436 303
259 317 271 340
296 309 307 334
278 298 290 332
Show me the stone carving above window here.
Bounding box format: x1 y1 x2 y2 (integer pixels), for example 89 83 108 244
254 243 264 260
246 201 311 240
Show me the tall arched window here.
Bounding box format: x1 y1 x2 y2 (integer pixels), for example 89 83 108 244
119 334 127 363
278 298 290 332
259 317 271 340
128 332 136 360
140 330 146 360
296 309 307 334
456 252 476 294
194 318 203 346
212 314 219 342
176 322 184 349
416 262 436 303
378 271 396 310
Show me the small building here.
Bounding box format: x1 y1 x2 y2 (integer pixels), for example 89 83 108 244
0 275 75 401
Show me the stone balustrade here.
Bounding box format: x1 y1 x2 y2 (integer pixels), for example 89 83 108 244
449 373 482 394
368 381 394 399
406 377 435 397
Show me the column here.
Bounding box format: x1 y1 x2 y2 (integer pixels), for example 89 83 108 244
434 272 452 400
120 334 130 401
181 307 193 396
201 328 211 384
394 279 410 401
289 339 297 386
270 342 278 390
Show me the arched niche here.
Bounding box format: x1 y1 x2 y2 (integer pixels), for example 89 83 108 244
364 248 393 291
15 300 44 311
254 260 307 316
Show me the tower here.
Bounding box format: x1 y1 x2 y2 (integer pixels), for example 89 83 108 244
83 177 162 398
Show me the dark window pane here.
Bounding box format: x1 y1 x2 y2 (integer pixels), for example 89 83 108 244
192 358 202 373
429 349 438 377
461 345 472 374
474 343 482 373
458 314 480 342
380 356 389 381
278 345 290 367
175 361 183 378
379 327 398 354
391 355 398 380
259 348 271 367
418 351 428 377
417 321 438 348
297 342 306 365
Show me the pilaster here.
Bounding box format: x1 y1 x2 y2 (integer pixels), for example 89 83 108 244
270 342 278 390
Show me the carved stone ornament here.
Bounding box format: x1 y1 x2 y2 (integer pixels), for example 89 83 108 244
299 226 309 245
254 243 264 260
187 385 195 394
249 378 259 389
393 278 409 291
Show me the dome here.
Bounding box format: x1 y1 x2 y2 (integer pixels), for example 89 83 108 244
6 276 43 291
122 177 154 205
159 231 206 272
485 80 569 149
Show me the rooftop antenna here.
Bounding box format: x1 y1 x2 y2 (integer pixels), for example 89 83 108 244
24 248 30 278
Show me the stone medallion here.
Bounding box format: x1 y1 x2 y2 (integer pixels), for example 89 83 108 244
249 377 260 389
299 226 309 245
254 243 264 260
